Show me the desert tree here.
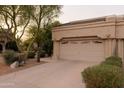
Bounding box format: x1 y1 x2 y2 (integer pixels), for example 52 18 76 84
27 5 62 62
0 5 32 52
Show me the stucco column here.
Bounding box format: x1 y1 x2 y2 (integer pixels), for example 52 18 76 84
104 39 116 58
109 39 113 56
118 39 124 61
104 40 109 58
104 39 112 58
52 41 60 60
112 39 117 56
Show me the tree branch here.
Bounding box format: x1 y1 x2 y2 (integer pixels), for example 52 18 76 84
19 17 30 39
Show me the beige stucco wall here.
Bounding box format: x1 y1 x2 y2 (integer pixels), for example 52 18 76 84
52 15 124 63
52 15 118 40
53 25 115 40
52 41 60 59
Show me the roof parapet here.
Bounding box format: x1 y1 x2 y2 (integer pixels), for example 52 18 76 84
106 15 116 22
116 15 124 21
106 15 124 22
54 15 124 29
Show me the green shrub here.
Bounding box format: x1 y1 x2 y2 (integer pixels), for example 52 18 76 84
102 56 122 67
27 51 35 58
82 64 124 88
3 50 17 65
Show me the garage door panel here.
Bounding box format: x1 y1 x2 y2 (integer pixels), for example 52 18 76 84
60 39 104 62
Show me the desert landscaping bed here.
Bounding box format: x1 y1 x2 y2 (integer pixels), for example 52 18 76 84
0 59 47 76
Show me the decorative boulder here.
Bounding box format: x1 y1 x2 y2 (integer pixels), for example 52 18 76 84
19 61 25 66
10 61 19 69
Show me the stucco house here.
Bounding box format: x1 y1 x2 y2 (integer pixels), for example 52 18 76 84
52 15 124 63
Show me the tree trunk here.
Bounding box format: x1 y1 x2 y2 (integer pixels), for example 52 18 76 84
15 40 22 52
26 38 35 59
37 47 40 62
36 43 41 62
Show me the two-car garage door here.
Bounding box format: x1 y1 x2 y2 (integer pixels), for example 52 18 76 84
59 39 104 62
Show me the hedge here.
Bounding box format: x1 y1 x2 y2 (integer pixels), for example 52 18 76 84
82 64 124 88
102 56 122 67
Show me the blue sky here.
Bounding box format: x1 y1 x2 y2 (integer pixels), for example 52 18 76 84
59 5 124 23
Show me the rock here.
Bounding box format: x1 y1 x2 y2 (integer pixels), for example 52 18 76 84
10 61 19 69
19 61 25 66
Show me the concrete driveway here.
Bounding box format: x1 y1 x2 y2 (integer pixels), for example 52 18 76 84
0 59 99 88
